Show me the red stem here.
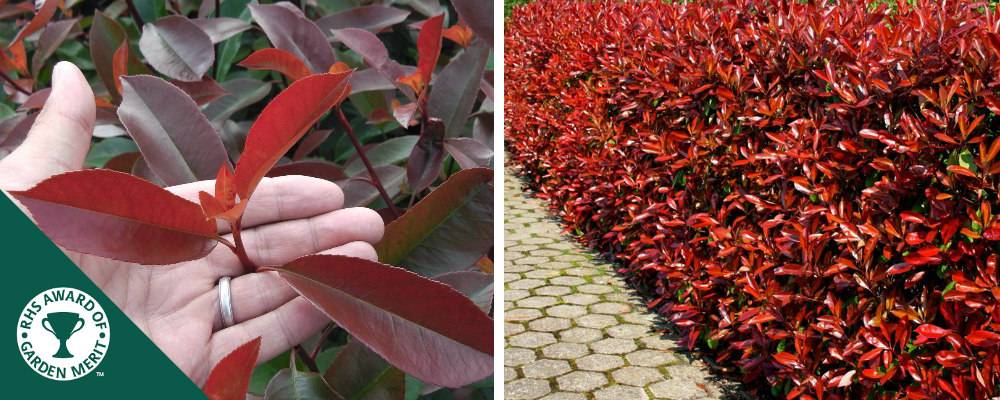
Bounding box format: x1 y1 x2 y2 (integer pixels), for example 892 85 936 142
124 0 145 27
230 218 258 274
0 70 30 95
335 108 401 218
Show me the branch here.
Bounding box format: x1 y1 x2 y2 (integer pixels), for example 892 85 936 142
334 109 401 217
0 70 30 95
124 0 145 27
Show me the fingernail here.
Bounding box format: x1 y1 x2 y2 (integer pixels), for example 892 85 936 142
51 61 73 90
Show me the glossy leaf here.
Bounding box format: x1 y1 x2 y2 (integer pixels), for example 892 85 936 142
340 165 405 207
317 6 410 34
30 18 78 77
275 255 493 387
170 78 228 106
376 168 493 276
344 135 419 176
238 48 312 82
406 118 445 192
190 17 251 44
452 0 493 45
399 14 443 94
117 75 229 185
203 337 262 400
332 28 409 96
325 340 405 400
89 12 130 100
444 137 493 169
9 0 59 48
433 271 493 313
203 78 272 123
9 170 218 264
249 3 335 73
427 41 490 138
264 368 340 400
234 72 351 199
139 16 215 81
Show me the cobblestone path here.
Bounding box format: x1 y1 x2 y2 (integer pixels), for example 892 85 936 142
504 167 738 400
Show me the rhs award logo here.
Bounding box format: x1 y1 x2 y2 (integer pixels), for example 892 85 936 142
16 287 110 380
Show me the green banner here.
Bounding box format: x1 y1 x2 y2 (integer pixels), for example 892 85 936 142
2 195 205 398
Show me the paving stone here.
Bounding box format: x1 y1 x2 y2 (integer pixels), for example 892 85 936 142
539 393 586 400
622 312 656 325
525 269 561 279
538 261 575 270
594 385 648 400
612 366 664 386
562 293 601 305
626 349 677 367
574 314 618 329
556 371 608 392
522 359 572 379
509 244 541 252
648 379 711 400
563 267 599 276
505 367 518 382
528 317 572 332
590 302 633 314
606 324 650 339
577 284 615 294
558 327 603 343
546 304 587 318
505 322 526 336
532 249 565 257
507 289 531 301
505 347 537 367
506 308 543 322
534 285 573 296
505 273 522 283
590 338 638 354
516 256 552 265
541 342 589 359
509 279 546 290
509 332 557 349
549 276 587 286
554 254 589 262
506 378 551 400
574 354 625 372
638 335 681 351
517 296 559 309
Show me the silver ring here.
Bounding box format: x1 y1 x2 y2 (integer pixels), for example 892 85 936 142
218 276 235 328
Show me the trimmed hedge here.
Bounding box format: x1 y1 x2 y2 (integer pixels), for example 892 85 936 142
505 0 1000 398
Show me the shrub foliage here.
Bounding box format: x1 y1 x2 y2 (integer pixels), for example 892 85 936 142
506 0 1000 398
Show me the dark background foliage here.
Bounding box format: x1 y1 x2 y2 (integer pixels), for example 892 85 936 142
506 0 1000 398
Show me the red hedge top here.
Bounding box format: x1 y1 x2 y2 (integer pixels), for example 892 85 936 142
505 0 1000 398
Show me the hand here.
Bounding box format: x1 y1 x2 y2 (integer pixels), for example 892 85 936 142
0 62 384 385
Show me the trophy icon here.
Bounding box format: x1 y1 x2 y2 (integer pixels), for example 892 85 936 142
42 312 85 359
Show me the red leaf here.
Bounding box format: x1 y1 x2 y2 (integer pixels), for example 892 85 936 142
112 39 129 95
9 0 60 49
916 324 951 339
234 72 351 199
202 337 261 400
934 350 968 367
276 255 493 387
138 15 215 81
773 352 802 369
249 3 335 73
9 170 218 264
415 14 444 87
238 48 313 82
966 330 1000 347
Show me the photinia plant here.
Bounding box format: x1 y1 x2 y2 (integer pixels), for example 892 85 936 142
1 0 494 398
508 0 1000 399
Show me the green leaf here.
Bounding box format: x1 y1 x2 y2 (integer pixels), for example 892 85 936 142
344 136 419 176
250 351 291 395
375 168 493 277
86 137 139 167
325 340 405 400
265 368 341 400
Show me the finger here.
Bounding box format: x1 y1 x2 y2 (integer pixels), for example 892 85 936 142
210 297 328 370
211 241 377 330
168 175 345 232
0 62 95 190
204 207 383 277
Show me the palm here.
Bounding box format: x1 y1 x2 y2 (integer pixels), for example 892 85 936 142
0 62 384 385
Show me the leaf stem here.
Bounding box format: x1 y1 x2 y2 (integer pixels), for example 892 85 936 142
230 218 258 274
0 70 30 95
124 0 145 27
212 0 220 76
334 108 401 217
295 345 319 373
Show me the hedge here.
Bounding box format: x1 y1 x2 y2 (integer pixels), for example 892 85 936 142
505 0 1000 398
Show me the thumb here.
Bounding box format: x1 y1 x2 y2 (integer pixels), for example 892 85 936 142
0 61 95 190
